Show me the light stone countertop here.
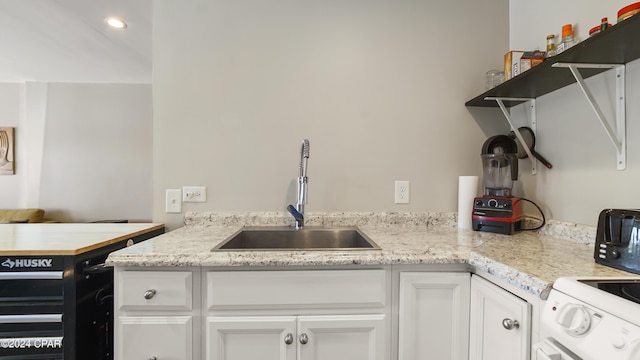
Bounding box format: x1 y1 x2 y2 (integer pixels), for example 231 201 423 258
106 212 634 298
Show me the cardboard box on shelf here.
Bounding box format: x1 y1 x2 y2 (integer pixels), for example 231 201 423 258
504 51 524 80
519 51 546 73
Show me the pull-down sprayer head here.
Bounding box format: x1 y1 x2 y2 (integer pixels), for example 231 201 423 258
300 139 310 177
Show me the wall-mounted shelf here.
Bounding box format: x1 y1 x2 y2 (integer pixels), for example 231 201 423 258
465 14 640 108
465 15 640 170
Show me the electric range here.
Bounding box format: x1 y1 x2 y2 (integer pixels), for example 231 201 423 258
535 277 640 360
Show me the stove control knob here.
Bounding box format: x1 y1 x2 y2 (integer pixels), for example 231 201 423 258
556 304 591 336
488 199 498 208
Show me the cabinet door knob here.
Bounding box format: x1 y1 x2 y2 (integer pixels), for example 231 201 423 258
144 289 157 300
299 333 309 345
502 318 519 330
284 333 294 345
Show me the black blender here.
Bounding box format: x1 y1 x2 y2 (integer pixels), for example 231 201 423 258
472 135 523 235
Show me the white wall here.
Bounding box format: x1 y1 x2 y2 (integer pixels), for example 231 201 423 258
38 83 153 222
152 0 511 229
0 82 153 223
21 82 47 208
508 0 640 225
510 0 630 51
0 83 23 206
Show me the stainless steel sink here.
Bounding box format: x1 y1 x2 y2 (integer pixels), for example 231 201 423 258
212 226 381 251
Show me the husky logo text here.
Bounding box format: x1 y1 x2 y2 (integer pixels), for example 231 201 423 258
1 258 53 269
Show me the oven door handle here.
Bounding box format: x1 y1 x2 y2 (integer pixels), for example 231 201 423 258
535 340 581 360
0 314 62 324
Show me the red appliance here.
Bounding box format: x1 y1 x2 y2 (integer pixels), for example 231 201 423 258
472 196 523 235
472 135 523 235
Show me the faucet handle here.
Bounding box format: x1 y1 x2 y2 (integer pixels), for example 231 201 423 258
287 205 304 221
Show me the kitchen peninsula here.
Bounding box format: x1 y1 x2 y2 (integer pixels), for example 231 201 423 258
107 212 633 360
0 223 164 360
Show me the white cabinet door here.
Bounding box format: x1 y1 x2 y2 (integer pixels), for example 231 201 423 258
207 315 385 360
469 275 531 360
398 272 470 360
207 316 297 360
298 314 386 360
117 316 192 360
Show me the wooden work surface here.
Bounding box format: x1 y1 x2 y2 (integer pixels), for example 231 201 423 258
0 223 164 255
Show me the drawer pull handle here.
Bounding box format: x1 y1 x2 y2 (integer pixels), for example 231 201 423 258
144 289 157 300
299 333 308 345
0 271 63 280
284 333 294 345
0 314 62 324
502 318 519 330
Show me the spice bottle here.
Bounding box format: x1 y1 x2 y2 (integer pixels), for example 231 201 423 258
546 34 557 57
556 24 577 54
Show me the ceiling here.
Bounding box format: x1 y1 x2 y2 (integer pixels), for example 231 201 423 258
0 0 152 83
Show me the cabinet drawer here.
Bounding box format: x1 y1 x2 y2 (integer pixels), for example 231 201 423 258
117 271 193 311
116 316 192 360
207 269 387 310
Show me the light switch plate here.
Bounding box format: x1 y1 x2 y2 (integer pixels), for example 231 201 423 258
165 189 182 213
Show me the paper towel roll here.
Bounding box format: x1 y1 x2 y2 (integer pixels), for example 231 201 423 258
457 176 479 229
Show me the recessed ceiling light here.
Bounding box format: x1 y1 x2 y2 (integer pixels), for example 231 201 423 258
105 17 127 29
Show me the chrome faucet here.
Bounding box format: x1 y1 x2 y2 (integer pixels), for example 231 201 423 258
288 139 310 229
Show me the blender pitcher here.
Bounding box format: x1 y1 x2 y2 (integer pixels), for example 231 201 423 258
482 153 518 197
480 135 519 197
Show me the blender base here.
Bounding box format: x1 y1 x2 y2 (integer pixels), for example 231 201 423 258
471 196 524 235
472 218 522 235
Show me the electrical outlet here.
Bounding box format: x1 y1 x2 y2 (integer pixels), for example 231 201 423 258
395 180 410 204
165 189 182 213
183 186 207 202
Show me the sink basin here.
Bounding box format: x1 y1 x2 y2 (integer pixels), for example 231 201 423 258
212 226 381 251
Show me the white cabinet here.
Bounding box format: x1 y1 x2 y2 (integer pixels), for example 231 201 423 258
206 269 387 310
114 269 199 360
206 269 389 360
298 314 385 360
118 316 193 360
207 316 296 360
398 272 471 360
469 275 531 360
207 314 385 360
117 270 193 311
113 266 540 360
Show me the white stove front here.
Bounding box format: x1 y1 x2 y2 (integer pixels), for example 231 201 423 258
535 277 640 360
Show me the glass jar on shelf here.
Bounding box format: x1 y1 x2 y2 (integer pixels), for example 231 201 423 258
546 34 557 57
485 70 504 90
556 24 577 54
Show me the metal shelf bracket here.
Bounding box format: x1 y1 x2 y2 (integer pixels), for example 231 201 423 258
552 62 626 170
484 97 538 175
